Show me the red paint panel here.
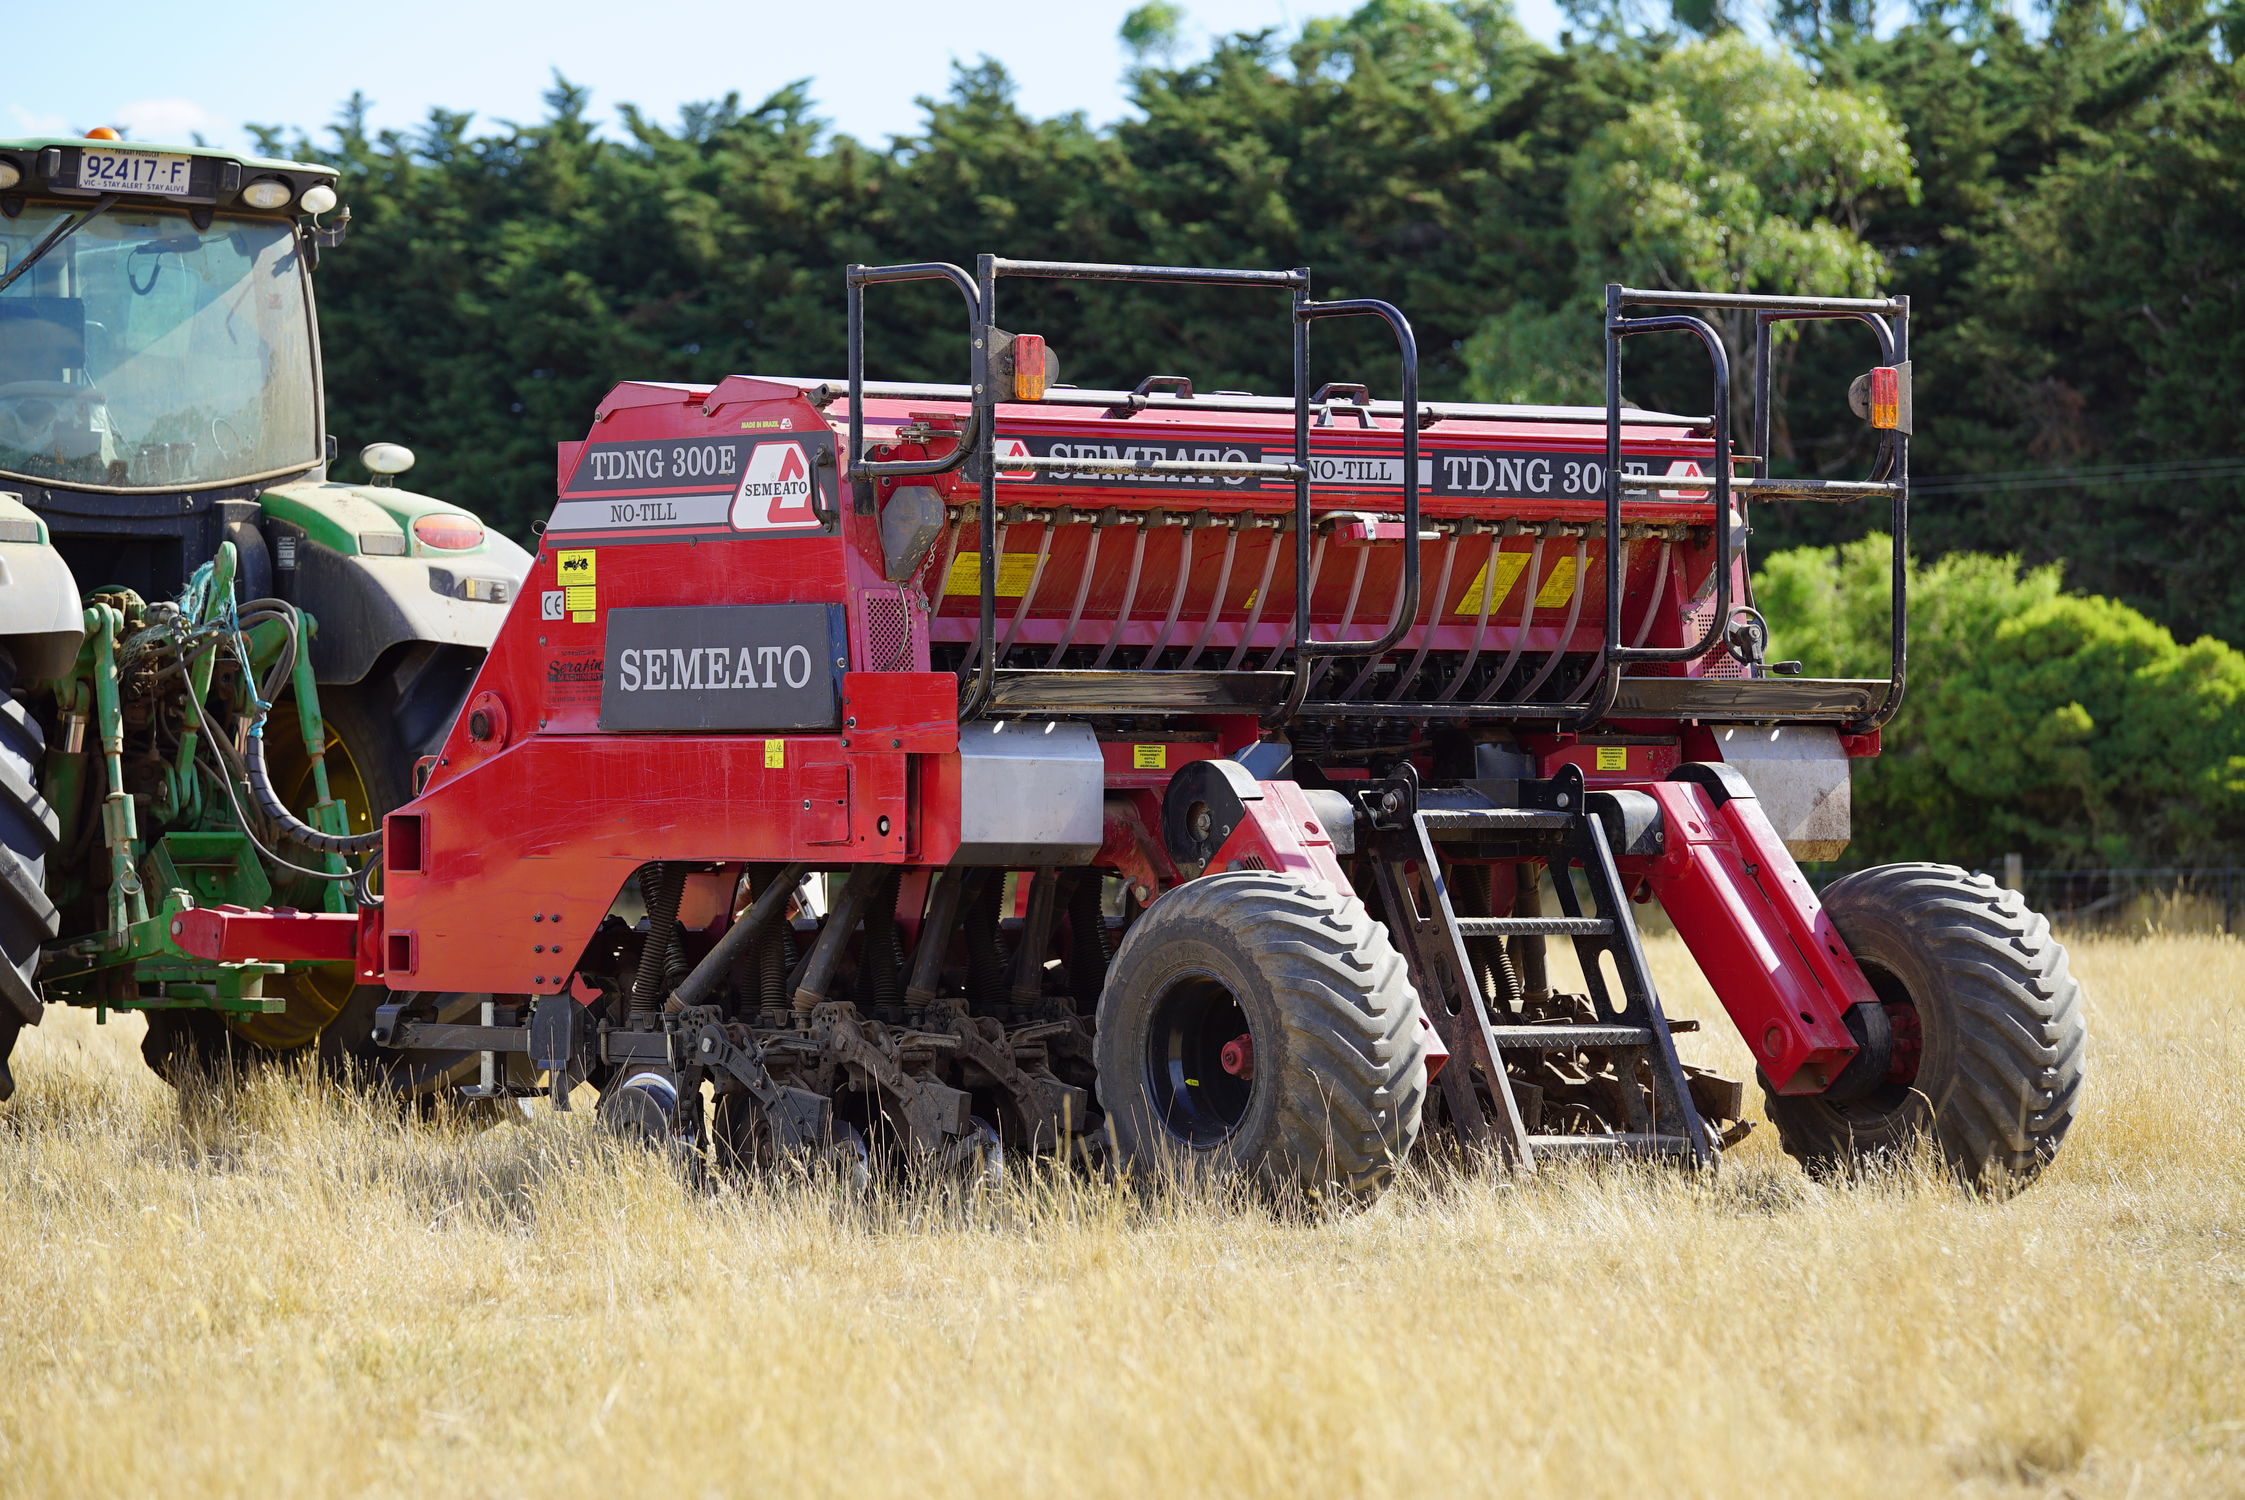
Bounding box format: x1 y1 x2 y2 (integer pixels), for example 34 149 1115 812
1631 780 1874 1094
386 734 910 996
842 671 957 753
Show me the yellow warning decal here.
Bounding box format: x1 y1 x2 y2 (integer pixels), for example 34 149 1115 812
564 583 597 624
1451 552 1530 615
1535 555 1580 607
1595 745 1628 771
555 549 596 584
764 739 785 769
1133 744 1166 771
944 552 1040 598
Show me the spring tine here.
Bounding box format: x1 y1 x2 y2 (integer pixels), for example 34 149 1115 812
998 511 1057 661
958 521 1009 678
1630 533 1674 649
1301 539 1368 694
1560 535 1632 704
1472 531 1548 704
1140 518 1198 667
1387 528 1460 701
1046 517 1104 668
1511 535 1591 704
927 513 965 613
1089 517 1149 671
1437 529 1504 701
1262 531 1327 671
1178 521 1241 670
1343 532 1421 699
1225 526 1284 671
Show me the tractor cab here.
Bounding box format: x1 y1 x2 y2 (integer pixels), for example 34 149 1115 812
0 135 352 603
0 137 335 494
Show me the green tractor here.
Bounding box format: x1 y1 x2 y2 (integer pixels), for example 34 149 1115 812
0 130 528 1094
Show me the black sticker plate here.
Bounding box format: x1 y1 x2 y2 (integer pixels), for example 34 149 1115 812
599 604 848 731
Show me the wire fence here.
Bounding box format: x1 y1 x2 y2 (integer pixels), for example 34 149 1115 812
1974 865 2245 934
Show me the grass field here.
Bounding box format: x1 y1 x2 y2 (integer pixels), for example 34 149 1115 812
2 933 2239 1498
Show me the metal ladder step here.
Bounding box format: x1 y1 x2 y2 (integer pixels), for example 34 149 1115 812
1486 1024 1654 1049
1417 807 1577 834
1526 1133 1700 1158
1454 916 1614 938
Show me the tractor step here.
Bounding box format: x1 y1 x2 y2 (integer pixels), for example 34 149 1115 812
1453 916 1613 937
1484 1024 1654 1048
1525 1133 1700 1158
1418 807 1575 835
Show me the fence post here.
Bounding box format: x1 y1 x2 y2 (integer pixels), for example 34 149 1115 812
2002 853 2024 895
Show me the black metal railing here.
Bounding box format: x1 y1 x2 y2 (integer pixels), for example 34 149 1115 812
841 265 1907 733
844 254 1419 723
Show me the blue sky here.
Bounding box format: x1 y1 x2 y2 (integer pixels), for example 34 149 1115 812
12 0 1568 155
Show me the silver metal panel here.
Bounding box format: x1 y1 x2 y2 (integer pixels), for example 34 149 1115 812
954 720 1105 866
1715 725 1852 861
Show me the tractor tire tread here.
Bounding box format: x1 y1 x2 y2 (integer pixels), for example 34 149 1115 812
1764 862 2085 1188
1 661 50 1060
1097 871 1427 1200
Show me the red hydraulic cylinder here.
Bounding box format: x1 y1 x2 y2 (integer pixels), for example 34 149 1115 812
1632 774 1876 1095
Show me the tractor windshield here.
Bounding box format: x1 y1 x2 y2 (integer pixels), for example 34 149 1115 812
0 205 318 491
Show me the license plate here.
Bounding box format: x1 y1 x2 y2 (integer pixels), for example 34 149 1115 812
76 149 193 197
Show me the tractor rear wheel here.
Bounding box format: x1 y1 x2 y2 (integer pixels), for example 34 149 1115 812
142 681 483 1099
1763 863 2086 1189
0 651 59 1101
1093 871 1427 1201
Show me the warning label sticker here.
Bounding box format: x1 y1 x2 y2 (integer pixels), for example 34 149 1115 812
944 552 1041 598
1132 744 1166 771
556 550 598 622
1450 550 1581 614
1452 552 1529 616
1595 745 1629 771
1535 555 1580 607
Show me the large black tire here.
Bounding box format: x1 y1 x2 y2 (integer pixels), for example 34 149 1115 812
0 650 60 1101
233 683 407 1054
1094 871 1427 1200
1763 863 2086 1188
148 681 483 1099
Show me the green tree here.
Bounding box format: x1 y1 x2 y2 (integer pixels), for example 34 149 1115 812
1758 536 2245 867
1467 35 1915 422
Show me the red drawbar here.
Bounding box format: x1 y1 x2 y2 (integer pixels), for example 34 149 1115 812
1630 780 1876 1094
169 904 364 965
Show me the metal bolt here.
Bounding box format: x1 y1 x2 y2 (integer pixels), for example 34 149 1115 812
877 816 891 835
1132 883 1151 903
533 913 544 923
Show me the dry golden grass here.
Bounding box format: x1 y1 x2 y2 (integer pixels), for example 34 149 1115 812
2 933 2240 1499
